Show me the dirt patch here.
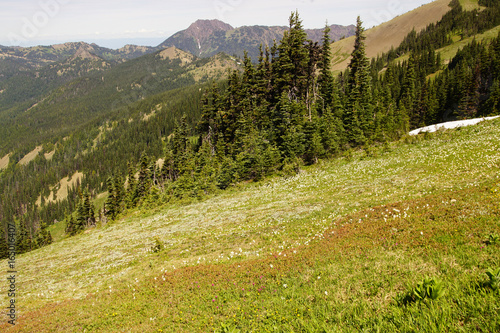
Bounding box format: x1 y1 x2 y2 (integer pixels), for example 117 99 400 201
44 150 55 160
156 158 165 170
18 146 43 165
36 171 84 206
0 153 10 170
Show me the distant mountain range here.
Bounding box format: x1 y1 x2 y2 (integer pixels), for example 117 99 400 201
0 19 355 70
0 18 355 130
159 19 356 60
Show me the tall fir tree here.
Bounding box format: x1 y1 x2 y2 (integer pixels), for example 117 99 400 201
274 11 310 103
137 153 151 199
126 161 138 209
105 176 117 221
0 225 8 259
17 220 32 254
402 53 418 126
65 214 78 236
318 23 335 112
484 79 500 114
345 16 372 145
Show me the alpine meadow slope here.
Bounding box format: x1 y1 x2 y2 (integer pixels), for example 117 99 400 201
1 115 499 332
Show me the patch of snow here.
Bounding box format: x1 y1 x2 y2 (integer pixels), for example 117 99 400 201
409 116 500 136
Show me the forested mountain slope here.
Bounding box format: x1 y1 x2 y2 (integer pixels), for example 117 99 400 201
0 47 239 154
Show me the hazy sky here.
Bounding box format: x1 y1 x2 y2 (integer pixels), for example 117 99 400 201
1 0 435 48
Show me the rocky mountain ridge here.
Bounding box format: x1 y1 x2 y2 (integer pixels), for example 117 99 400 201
159 19 356 59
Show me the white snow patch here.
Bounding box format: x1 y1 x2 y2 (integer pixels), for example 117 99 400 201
409 116 500 136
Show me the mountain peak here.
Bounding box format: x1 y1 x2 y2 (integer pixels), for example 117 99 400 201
157 46 195 66
185 20 233 52
71 45 101 61
187 19 234 33
161 19 234 56
159 19 357 60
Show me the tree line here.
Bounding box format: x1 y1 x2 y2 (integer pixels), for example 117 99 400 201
101 8 500 225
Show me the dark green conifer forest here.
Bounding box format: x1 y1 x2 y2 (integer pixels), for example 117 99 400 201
1 0 500 257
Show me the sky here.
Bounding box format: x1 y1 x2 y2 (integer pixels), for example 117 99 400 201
0 0 435 49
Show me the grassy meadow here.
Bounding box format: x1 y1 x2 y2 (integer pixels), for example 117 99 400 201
2 118 500 332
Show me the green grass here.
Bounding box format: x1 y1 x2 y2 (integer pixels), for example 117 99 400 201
459 0 482 11
2 119 500 332
393 25 500 67
46 220 66 243
437 25 500 62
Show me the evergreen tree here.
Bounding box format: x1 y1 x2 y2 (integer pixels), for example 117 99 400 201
0 225 8 259
35 222 52 248
379 66 397 140
484 79 500 114
458 63 481 119
274 11 310 102
160 147 176 183
304 119 325 164
137 153 151 199
17 220 32 254
126 162 138 208
114 174 125 213
345 16 372 145
274 92 306 159
318 23 335 111
65 214 78 236
83 190 95 227
401 54 417 111
171 115 191 180
105 176 117 221
194 137 219 196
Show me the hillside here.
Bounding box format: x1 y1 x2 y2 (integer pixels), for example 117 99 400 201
0 2 500 330
0 42 156 73
0 47 239 154
331 0 452 71
2 117 499 332
160 19 356 60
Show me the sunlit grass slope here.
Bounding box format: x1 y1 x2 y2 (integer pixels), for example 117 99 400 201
331 0 451 71
2 119 500 332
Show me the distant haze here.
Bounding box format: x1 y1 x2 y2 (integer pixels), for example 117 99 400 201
0 0 435 49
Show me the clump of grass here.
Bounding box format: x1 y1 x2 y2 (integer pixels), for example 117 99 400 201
151 237 164 253
397 277 446 305
485 267 500 291
485 233 499 246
